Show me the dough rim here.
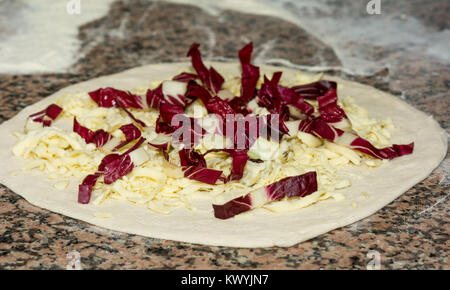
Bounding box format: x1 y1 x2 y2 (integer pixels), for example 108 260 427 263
0 62 446 248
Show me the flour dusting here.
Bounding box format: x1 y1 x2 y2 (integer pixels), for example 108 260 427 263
0 0 114 73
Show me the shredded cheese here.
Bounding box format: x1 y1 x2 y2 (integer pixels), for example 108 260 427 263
12 70 397 215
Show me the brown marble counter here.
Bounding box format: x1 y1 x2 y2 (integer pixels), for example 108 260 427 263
0 0 448 269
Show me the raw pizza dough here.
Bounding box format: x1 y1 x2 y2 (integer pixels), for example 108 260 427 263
0 62 446 247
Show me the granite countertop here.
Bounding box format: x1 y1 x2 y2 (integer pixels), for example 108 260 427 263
0 1 448 269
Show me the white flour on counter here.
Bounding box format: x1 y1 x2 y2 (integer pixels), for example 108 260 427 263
0 0 114 73
164 0 450 75
0 0 448 75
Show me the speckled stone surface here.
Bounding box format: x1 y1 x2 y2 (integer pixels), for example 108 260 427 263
0 1 448 269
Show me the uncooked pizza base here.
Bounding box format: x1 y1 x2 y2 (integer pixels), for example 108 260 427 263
0 62 446 247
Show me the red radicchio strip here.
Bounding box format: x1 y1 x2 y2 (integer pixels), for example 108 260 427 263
295 79 413 159
172 72 198 82
277 85 314 116
227 97 252 116
119 123 141 141
113 123 142 150
213 171 318 219
187 43 210 88
259 73 314 120
209 66 225 94
203 149 249 182
155 116 176 135
291 80 337 100
349 136 414 160
187 43 224 93
238 42 260 103
116 97 147 127
188 84 236 121
73 118 112 147
28 104 63 127
298 118 414 159
159 103 184 124
78 137 146 204
178 149 223 185
89 87 143 109
147 140 169 161
257 76 291 123
146 84 164 109
317 89 347 123
182 166 223 185
225 149 249 182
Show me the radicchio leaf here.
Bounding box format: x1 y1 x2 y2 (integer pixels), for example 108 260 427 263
179 148 207 168
172 72 198 82
349 136 414 160
178 148 223 185
227 97 252 116
89 87 143 109
277 85 314 116
146 84 164 109
182 166 223 185
294 79 414 160
298 118 414 160
213 171 318 219
317 89 347 123
120 123 142 141
102 154 134 184
227 150 249 182
78 137 146 204
28 104 63 127
291 80 337 99
159 103 184 124
209 66 225 94
238 42 260 103
203 149 249 182
73 118 112 147
113 123 142 150
116 98 147 127
78 174 101 204
187 43 224 93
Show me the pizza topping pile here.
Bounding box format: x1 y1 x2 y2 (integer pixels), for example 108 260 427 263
13 43 414 219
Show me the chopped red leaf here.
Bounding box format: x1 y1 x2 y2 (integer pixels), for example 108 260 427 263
172 72 198 82
299 118 414 160
349 137 414 160
291 80 337 100
265 171 318 200
89 87 143 109
209 66 225 94
73 118 112 147
187 43 224 93
120 123 142 141
213 171 318 219
146 84 164 109
159 103 184 124
182 166 223 185
117 99 147 127
103 154 134 184
179 148 223 184
317 89 347 123
77 137 146 204
78 174 101 204
238 42 260 103
277 85 314 116
28 104 63 126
